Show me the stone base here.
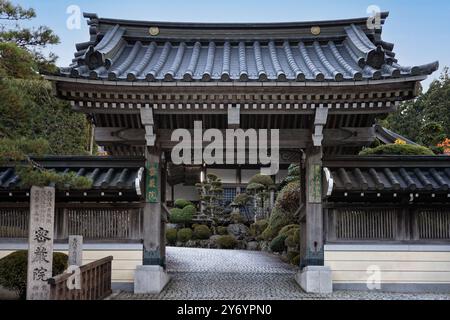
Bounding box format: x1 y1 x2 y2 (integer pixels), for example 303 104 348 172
295 266 332 294
134 265 170 294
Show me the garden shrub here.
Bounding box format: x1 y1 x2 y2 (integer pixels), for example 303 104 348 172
174 199 194 209
290 254 300 266
216 226 228 235
0 250 68 300
276 181 300 214
166 229 177 245
170 207 194 224
193 225 211 240
358 144 434 156
250 219 268 237
248 174 274 187
230 212 245 224
261 207 292 241
269 234 288 253
183 205 197 216
278 224 299 237
216 235 238 249
285 228 300 248
177 228 193 243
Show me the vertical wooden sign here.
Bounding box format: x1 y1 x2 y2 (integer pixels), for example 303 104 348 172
308 164 322 204
68 235 83 267
146 162 159 203
27 186 55 300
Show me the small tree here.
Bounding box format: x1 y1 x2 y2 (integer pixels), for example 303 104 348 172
195 173 224 219
246 174 274 219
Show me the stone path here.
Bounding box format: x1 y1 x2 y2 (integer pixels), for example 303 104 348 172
110 247 450 300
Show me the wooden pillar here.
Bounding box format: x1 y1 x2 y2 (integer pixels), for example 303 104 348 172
143 149 165 267
301 146 325 268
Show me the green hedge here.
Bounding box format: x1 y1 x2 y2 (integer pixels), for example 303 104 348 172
177 228 193 243
269 234 288 253
216 226 228 235
250 219 268 237
0 250 68 300
174 199 194 209
193 225 211 240
166 229 177 245
215 235 237 249
359 144 434 156
170 207 194 224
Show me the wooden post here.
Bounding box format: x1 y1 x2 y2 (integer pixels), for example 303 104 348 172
301 147 325 268
27 186 55 300
68 235 83 267
143 149 165 267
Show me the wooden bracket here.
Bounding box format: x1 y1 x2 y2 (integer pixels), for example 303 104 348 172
312 107 329 147
140 107 156 147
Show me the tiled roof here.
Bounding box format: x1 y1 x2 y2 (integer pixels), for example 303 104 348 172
0 157 144 192
325 156 450 193
58 12 438 83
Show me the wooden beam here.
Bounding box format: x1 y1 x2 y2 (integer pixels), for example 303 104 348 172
95 127 375 149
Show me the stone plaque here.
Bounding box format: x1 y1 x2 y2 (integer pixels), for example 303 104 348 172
27 186 55 300
68 235 83 267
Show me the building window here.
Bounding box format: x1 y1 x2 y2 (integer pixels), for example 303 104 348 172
223 188 237 206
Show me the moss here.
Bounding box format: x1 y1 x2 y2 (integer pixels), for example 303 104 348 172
0 250 68 300
177 228 193 243
166 229 177 245
269 234 288 253
359 144 434 156
174 199 194 209
193 225 211 240
216 235 237 249
216 226 228 235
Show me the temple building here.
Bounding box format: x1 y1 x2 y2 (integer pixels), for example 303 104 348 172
1 12 449 294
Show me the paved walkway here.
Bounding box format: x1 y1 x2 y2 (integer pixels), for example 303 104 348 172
111 247 450 300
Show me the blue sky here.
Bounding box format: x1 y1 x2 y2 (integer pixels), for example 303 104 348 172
13 0 450 89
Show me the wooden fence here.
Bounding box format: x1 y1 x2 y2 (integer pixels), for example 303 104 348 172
48 256 113 300
327 207 450 242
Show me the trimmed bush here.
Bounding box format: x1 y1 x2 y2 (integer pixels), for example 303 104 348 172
216 235 238 249
269 234 288 253
290 254 300 266
177 228 193 243
250 219 268 237
285 228 300 248
193 225 211 240
216 226 228 235
174 199 194 209
183 205 197 216
276 181 300 214
0 250 68 300
166 229 177 245
230 212 245 224
170 207 194 224
278 224 299 237
359 144 434 156
261 207 292 241
248 174 274 187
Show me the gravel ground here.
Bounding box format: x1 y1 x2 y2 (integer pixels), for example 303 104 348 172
110 247 450 301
